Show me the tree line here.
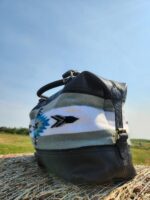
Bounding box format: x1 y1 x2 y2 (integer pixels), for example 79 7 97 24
0 127 29 135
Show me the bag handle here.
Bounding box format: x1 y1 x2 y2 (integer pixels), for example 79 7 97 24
37 70 79 99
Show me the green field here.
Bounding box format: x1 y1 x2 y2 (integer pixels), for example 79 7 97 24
131 139 150 165
0 133 34 154
0 133 149 165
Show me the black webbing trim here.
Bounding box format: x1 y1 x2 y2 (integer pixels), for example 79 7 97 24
113 101 123 129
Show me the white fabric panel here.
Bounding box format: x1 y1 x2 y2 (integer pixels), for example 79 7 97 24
30 105 116 137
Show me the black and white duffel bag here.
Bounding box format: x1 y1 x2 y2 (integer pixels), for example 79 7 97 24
29 70 136 184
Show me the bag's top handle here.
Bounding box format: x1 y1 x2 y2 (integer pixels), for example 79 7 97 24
37 70 80 99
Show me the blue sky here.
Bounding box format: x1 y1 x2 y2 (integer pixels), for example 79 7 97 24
0 0 150 139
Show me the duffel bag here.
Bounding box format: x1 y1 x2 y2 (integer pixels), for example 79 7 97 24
29 70 136 184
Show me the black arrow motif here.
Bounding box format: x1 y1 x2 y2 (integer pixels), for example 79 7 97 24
51 115 79 128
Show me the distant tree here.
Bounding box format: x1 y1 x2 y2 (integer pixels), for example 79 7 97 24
0 126 29 135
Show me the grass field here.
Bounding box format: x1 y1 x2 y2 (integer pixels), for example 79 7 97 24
0 132 34 154
0 133 149 165
131 139 150 165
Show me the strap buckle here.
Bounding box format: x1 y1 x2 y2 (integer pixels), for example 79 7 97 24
62 70 79 83
117 128 128 142
117 128 127 134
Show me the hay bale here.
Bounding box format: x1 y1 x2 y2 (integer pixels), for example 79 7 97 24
0 154 149 200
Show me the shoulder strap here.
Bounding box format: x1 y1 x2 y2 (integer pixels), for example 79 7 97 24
111 83 129 161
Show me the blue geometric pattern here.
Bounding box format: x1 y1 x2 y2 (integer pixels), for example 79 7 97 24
33 110 49 138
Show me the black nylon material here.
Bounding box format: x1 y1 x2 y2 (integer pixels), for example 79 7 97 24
35 145 136 184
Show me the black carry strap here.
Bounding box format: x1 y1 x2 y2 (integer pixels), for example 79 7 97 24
37 79 64 99
37 70 80 99
111 83 128 161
